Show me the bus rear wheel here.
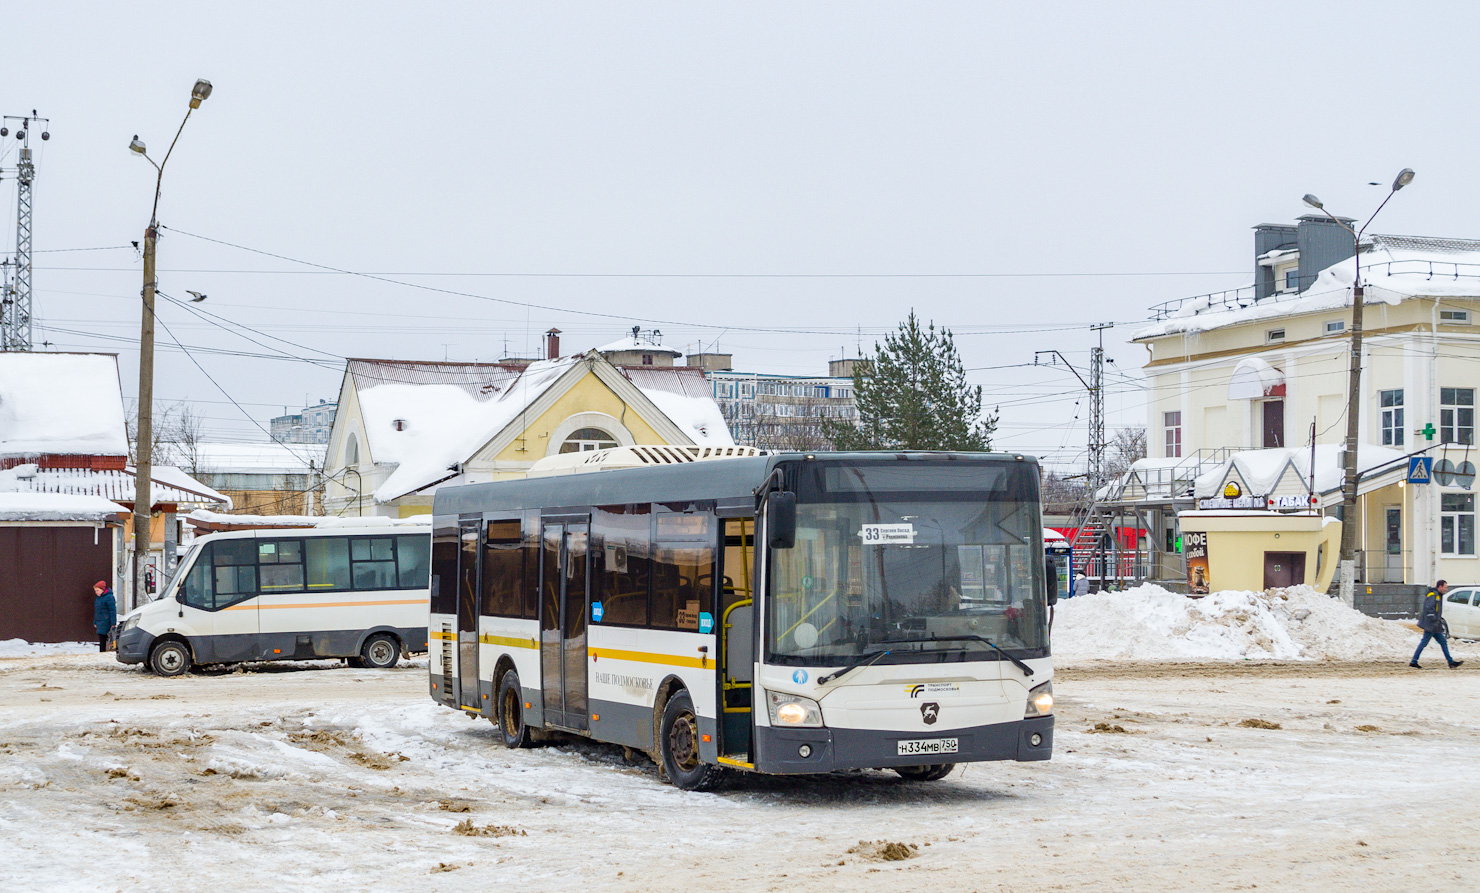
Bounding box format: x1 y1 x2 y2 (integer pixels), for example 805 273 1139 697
895 764 955 781
497 669 533 748
149 640 192 677
360 634 401 669
659 690 724 791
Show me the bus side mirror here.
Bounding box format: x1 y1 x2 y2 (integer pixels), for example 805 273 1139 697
1045 558 1059 606
767 491 796 550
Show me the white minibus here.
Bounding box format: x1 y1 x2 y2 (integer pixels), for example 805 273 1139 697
116 525 430 676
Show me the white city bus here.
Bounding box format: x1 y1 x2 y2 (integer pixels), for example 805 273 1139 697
116 525 431 676
430 450 1055 789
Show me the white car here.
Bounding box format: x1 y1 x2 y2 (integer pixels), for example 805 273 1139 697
1443 585 1480 639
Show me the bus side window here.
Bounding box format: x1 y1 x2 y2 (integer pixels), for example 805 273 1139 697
258 539 305 593
593 505 650 626
431 530 459 615
211 539 259 607
482 521 523 616
181 543 214 609
396 534 430 589
652 509 715 631
306 537 352 591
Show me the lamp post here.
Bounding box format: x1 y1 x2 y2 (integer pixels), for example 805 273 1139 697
1302 167 1415 606
128 78 212 610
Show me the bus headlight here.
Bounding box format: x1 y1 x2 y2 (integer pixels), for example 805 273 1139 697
121 615 140 632
766 690 823 727
1024 680 1054 717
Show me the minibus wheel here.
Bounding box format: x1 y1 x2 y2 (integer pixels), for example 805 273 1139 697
149 640 192 677
497 669 532 748
360 634 401 669
659 690 724 791
895 764 955 781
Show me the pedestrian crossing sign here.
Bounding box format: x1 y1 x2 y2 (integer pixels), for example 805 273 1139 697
1408 456 1433 484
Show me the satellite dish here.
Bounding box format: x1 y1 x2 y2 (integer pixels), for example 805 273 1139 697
1457 461 1477 490
1434 458 1456 487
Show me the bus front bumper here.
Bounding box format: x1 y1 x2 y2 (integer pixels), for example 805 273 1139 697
753 715 1053 774
115 627 154 665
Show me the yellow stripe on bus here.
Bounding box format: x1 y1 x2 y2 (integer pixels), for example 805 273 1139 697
222 598 425 611
588 647 708 669
480 634 537 649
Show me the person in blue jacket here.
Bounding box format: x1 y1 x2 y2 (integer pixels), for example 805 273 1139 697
93 581 116 652
1412 579 1464 669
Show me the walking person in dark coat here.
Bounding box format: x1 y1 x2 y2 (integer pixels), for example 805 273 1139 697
93 581 116 652
1412 579 1464 669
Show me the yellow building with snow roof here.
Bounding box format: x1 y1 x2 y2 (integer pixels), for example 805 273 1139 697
322 335 735 518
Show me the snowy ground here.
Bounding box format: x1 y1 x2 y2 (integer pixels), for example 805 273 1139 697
5 648 1479 892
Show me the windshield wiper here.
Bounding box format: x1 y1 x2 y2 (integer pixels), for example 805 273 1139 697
876 633 1037 679
816 649 892 685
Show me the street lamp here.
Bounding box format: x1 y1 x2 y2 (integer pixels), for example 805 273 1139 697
127 79 212 610
1302 167 1415 607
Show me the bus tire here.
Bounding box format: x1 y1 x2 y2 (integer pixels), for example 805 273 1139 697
659 690 723 791
149 639 192 677
360 634 401 669
895 764 955 781
496 669 533 749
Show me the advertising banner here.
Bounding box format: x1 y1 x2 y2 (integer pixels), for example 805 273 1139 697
1184 530 1211 595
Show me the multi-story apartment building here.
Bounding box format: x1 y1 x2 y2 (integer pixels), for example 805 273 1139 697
270 399 337 444
691 354 860 450
1129 213 1480 589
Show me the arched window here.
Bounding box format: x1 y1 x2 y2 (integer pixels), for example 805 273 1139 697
559 427 618 454
345 433 360 466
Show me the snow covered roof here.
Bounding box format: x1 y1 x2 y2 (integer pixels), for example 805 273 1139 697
185 509 429 530
348 353 734 504
191 441 326 474
0 464 231 509
597 335 682 356
1192 444 1409 500
1136 232 1480 340
0 492 128 522
0 353 128 458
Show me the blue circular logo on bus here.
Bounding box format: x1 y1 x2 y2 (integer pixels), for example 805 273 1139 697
792 669 808 684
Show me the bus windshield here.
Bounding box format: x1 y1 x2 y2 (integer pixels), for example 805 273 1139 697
766 461 1047 666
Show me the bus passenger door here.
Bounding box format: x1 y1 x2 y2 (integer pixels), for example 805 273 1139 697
457 521 481 711
540 519 590 731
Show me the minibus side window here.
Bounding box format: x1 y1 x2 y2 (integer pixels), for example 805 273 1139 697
351 537 398 589
210 539 258 608
395 534 430 589
305 537 352 591
181 543 215 609
258 539 305 593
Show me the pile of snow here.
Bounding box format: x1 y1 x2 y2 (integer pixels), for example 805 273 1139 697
1054 584 1431 662
0 639 100 658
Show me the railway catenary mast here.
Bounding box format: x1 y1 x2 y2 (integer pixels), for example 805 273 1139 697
0 113 48 352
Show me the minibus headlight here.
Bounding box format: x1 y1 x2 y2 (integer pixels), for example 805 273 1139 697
121 615 140 632
766 690 823 727
1024 680 1054 717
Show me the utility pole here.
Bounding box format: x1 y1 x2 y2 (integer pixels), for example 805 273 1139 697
1302 168 1414 606
0 113 47 352
128 80 212 611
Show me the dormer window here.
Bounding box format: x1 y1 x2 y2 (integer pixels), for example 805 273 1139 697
1284 269 1299 291
1266 328 1285 343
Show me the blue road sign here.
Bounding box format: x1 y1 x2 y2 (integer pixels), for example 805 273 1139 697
1408 456 1434 484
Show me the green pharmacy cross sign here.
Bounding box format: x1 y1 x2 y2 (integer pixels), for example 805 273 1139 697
1421 422 1437 441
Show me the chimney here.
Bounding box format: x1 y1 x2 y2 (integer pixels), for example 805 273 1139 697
545 328 561 360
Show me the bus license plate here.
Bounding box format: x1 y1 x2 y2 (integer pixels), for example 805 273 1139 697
897 738 958 756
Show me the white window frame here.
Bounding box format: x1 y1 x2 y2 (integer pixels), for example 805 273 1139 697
1379 389 1404 447
1163 411 1182 458
1266 328 1286 343
1439 308 1471 324
1441 492 1476 557
1325 319 1346 334
1441 387 1475 445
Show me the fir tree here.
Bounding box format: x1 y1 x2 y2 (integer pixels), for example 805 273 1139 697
826 312 996 451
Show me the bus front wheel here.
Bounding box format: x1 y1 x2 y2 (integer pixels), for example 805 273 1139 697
149 640 192 677
360 634 401 669
497 669 532 748
659 690 724 791
895 764 955 781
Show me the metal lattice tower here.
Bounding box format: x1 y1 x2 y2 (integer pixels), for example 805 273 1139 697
1086 323 1113 490
1 114 46 352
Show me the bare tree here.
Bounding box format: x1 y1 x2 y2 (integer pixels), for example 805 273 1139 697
1041 470 1090 515
1105 426 1147 481
127 401 205 473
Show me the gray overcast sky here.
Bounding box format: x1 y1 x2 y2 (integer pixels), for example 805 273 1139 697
3 2 1477 470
